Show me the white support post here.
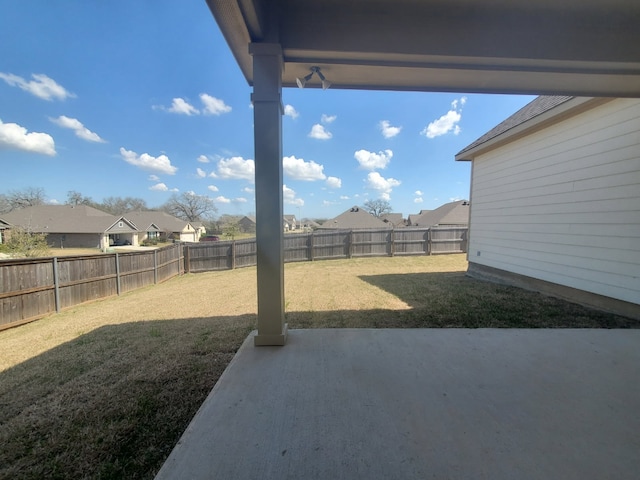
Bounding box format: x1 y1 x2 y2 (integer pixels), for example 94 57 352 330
250 42 288 346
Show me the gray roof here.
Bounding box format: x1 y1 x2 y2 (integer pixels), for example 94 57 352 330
123 211 193 233
1 205 130 234
410 200 470 227
456 96 574 159
318 206 391 230
380 213 404 227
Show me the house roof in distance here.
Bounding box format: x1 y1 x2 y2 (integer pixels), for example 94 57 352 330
318 206 391 230
409 200 469 227
1 205 128 234
123 211 193 233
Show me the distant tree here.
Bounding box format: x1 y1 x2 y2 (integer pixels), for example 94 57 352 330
4 227 49 258
66 190 96 206
223 222 240 240
162 192 217 222
99 196 148 214
0 194 10 214
363 199 392 218
1 187 46 212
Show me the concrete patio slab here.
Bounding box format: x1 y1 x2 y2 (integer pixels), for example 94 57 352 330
155 329 640 480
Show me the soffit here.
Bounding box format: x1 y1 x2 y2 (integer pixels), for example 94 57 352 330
206 0 640 96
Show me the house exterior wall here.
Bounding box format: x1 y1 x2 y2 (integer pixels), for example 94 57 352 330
468 98 640 306
46 233 103 249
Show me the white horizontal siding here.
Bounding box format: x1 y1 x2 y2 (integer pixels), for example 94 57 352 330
469 98 640 305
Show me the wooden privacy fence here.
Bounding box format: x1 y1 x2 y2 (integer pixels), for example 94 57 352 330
0 243 183 331
185 226 467 272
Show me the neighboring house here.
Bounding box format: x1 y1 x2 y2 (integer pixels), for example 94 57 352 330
318 206 392 230
238 215 256 233
408 200 469 227
1 205 138 250
283 215 297 232
456 96 640 318
124 211 200 243
380 213 405 228
191 222 207 239
301 219 320 231
0 218 10 244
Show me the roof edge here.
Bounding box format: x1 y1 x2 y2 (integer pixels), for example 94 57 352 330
455 97 613 161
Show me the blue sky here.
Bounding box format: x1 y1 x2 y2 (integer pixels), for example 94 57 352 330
0 0 535 220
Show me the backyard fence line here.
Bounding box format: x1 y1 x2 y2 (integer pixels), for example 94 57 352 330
0 243 184 331
184 226 468 272
0 227 466 331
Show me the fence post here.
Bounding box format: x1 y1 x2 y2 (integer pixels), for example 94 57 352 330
115 252 121 295
231 240 236 269
348 230 354 259
309 232 314 261
390 228 395 257
52 257 61 313
427 229 432 255
153 249 158 284
184 244 191 273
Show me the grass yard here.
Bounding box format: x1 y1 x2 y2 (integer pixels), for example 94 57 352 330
0 254 636 479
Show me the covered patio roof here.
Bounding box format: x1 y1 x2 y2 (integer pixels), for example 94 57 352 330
207 0 640 97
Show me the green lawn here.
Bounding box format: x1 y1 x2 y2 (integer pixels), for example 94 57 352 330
0 254 635 479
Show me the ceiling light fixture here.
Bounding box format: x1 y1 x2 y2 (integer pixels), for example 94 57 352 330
296 66 331 90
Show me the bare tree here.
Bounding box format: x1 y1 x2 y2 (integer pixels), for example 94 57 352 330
363 198 392 218
162 192 217 222
1 187 46 212
99 196 148 215
66 190 96 206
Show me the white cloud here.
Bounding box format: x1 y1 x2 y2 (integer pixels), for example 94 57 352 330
340 195 350 200
50 115 105 143
200 93 232 115
170 188 179 192
168 97 199 115
379 120 401 139
365 172 401 200
48 199 60 205
234 197 248 203
197 154 210 163
284 104 299 119
148 174 160 181
308 124 332 140
207 185 219 192
215 156 255 181
450 196 463 202
326 176 342 189
415 190 423 196
0 119 56 156
414 197 423 203
215 196 231 204
283 155 326 181
196 167 206 178
242 187 254 193
119 147 178 175
149 183 169 191
354 149 393 170
421 96 467 138
0 73 75 101
283 184 304 206
321 114 336 124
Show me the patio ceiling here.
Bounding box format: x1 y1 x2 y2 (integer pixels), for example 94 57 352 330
206 0 640 97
